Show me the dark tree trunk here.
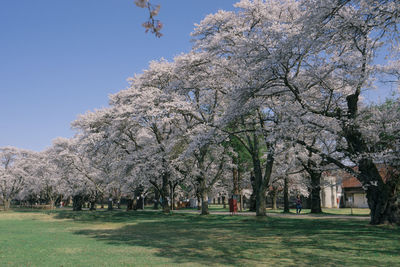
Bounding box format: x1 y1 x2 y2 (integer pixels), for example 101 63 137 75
54 195 62 208
169 182 176 211
161 173 170 213
89 201 96 211
358 158 400 225
342 92 400 225
253 155 266 216
197 194 201 210
107 197 113 211
249 172 257 211
153 190 159 210
255 180 267 216
342 131 400 224
233 168 240 195
283 176 290 213
271 189 277 210
137 197 144 210
310 170 322 213
222 196 226 209
170 196 174 211
198 175 209 215
201 195 209 215
149 175 170 213
72 195 83 211
127 199 133 211
252 136 274 216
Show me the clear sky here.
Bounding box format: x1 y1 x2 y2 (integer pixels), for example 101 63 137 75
0 0 395 152
0 0 237 151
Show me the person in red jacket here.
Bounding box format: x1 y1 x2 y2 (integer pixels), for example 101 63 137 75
295 195 302 214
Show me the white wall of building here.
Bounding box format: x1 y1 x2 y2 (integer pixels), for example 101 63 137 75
321 176 340 208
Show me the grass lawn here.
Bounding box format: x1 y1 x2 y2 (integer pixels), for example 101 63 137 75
0 209 398 267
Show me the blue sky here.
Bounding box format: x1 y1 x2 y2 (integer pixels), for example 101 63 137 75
0 0 395 152
0 0 237 151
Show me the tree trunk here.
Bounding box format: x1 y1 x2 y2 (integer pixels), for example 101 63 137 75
252 142 274 216
201 194 209 215
107 197 113 211
169 183 175 211
310 170 322 213
49 198 56 210
197 194 201 210
358 158 399 225
249 172 257 211
72 195 83 211
233 168 240 195
198 175 209 215
161 173 170 213
89 201 96 211
137 197 144 210
271 189 277 210
283 176 290 213
3 199 11 210
342 94 399 224
153 190 159 210
127 199 133 211
255 182 267 216
253 157 266 216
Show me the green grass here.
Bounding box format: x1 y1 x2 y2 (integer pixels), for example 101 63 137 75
0 209 398 267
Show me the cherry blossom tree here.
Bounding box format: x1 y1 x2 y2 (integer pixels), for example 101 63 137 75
88 59 195 213
171 52 237 214
0 147 34 210
192 0 400 224
21 150 64 208
134 0 163 37
51 137 102 211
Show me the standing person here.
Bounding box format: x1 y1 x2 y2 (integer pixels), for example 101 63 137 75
296 195 302 214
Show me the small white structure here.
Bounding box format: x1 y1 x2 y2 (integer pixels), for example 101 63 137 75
189 198 198 208
320 175 341 208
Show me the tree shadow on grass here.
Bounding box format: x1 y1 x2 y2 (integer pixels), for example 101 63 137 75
48 210 400 266
51 209 164 223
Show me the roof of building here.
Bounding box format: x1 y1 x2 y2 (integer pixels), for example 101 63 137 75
342 175 362 188
340 165 393 188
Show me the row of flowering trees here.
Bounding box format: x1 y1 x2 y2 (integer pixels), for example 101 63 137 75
1 0 399 225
